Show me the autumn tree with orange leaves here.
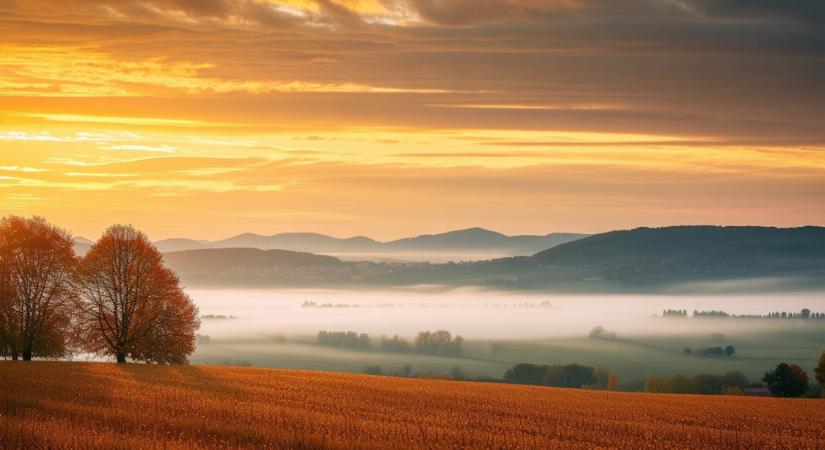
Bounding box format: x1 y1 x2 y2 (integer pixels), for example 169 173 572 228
74 225 199 364
0 216 77 361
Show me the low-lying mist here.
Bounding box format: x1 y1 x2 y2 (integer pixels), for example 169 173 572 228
190 287 825 341
187 287 825 382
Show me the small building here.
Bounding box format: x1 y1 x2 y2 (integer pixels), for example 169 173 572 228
744 387 771 397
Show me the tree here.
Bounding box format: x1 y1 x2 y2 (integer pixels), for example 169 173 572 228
703 346 725 357
670 374 697 394
414 330 463 356
0 247 15 359
74 225 199 363
0 216 76 361
381 335 410 353
592 366 610 388
544 364 596 388
722 371 748 390
589 326 616 340
363 365 383 375
763 363 809 397
815 351 825 385
607 372 619 391
449 366 466 381
644 376 671 393
722 386 744 396
724 345 736 357
504 363 548 385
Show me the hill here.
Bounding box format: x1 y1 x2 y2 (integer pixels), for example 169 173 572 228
363 226 825 291
385 227 585 255
1 362 821 449
212 232 382 253
156 226 825 292
72 236 94 256
162 248 347 286
154 238 211 253
209 228 585 258
73 228 586 261
524 226 825 287
67 228 583 262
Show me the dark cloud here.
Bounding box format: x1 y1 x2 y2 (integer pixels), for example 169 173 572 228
683 0 825 24
402 0 539 26
1 0 821 143
1 0 305 27
403 0 825 25
5 0 823 27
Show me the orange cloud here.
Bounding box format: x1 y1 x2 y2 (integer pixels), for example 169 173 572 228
0 45 461 98
0 0 822 239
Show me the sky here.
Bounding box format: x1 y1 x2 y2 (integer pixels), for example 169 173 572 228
0 0 823 241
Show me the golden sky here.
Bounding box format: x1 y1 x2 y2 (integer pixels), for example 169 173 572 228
1 0 823 240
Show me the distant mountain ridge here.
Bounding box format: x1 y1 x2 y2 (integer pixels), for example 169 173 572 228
211 232 382 253
383 227 584 254
72 237 93 256
154 238 211 253
74 228 586 259
159 226 825 293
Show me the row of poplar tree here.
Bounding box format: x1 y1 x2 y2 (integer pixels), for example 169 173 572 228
0 216 199 364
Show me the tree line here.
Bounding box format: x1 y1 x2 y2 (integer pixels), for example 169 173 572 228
503 363 619 390
644 371 749 395
663 308 825 320
317 331 370 349
683 345 735 357
645 359 825 398
316 329 464 356
0 216 199 364
363 354 825 397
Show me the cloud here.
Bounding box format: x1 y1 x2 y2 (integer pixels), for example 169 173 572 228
4 0 823 29
105 144 176 153
0 130 139 143
0 165 48 173
682 0 825 24
1 0 823 239
24 113 231 127
7 0 811 144
402 0 825 25
0 44 470 98
0 0 396 28
1 140 824 238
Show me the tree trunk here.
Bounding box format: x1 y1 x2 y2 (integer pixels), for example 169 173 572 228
22 352 32 361
116 352 127 364
11 353 18 361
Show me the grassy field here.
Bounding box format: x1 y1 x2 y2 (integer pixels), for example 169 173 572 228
1 362 823 449
191 325 825 384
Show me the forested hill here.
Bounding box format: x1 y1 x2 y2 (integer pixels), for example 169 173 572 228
516 226 825 288
164 248 342 269
162 248 345 285
532 226 824 269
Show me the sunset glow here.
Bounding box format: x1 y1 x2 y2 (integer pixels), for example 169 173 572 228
1 0 822 240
